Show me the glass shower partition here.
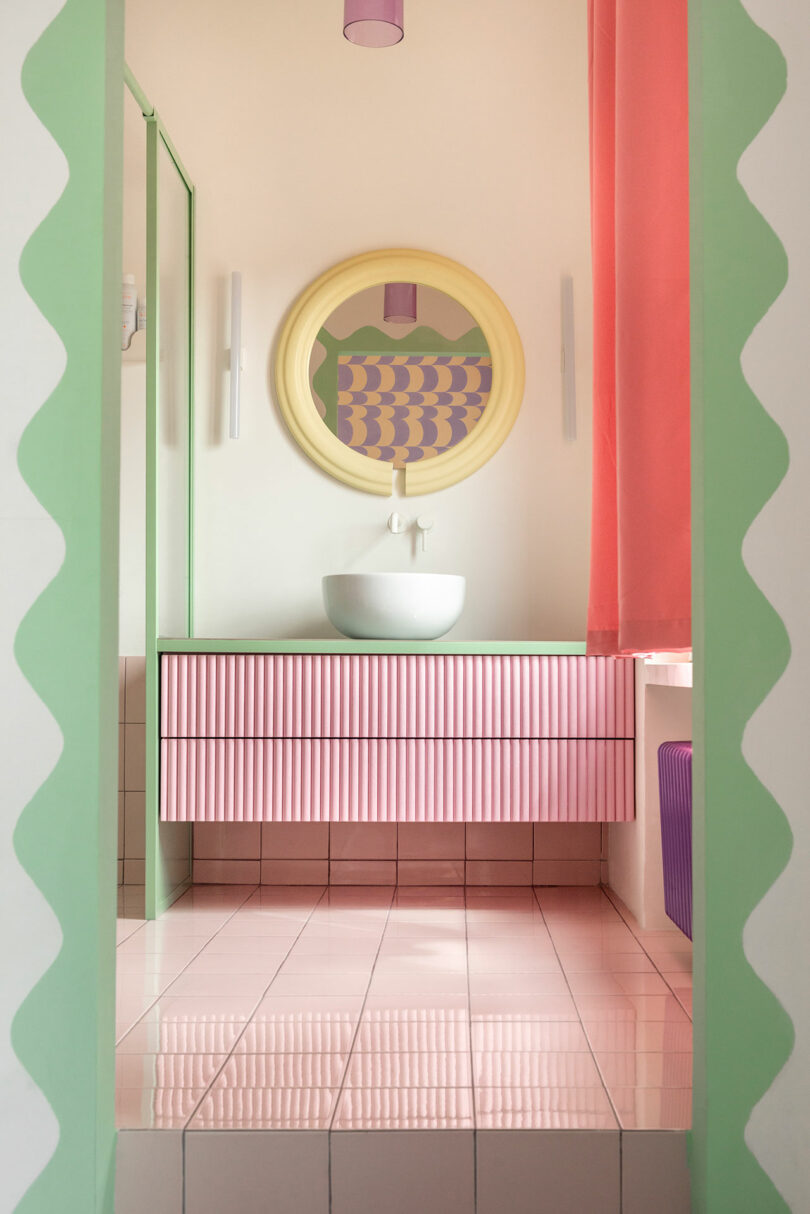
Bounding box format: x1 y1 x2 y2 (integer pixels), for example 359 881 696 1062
139 83 196 918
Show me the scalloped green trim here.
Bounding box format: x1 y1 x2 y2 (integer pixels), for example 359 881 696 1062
690 1 793 1209
12 1 124 1210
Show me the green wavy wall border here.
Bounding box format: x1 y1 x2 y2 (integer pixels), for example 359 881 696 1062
12 0 124 1210
690 1 794 1209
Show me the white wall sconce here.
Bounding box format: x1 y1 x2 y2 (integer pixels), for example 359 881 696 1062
561 274 577 442
229 271 246 439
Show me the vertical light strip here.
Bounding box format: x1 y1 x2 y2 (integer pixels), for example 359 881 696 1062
229 271 242 439
561 274 576 442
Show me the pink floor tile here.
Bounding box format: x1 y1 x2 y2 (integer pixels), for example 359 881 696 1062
116 1020 245 1055
116 952 200 976
268 972 370 997
473 1051 603 1088
115 1086 205 1129
643 949 693 973
468 973 570 998
609 1086 693 1129
117 932 211 956
566 972 670 998
475 1086 617 1130
291 935 381 956
164 973 271 998
344 1052 472 1088
116 1052 226 1088
582 1019 693 1053
369 973 468 996
199 936 293 956
364 994 470 1016
471 1019 590 1052
332 1087 474 1130
141 996 259 1022
236 1016 357 1054
278 953 377 975
253 995 365 1018
189 1086 338 1129
470 994 579 1019
354 1017 471 1053
182 952 284 976
573 994 691 1022
467 950 561 976
595 1052 693 1089
217 1053 346 1088
559 953 656 974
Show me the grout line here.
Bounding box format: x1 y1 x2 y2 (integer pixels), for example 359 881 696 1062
531 884 623 1131
602 887 694 1022
327 886 396 1131
115 883 260 1046
463 882 478 1210
180 884 331 1129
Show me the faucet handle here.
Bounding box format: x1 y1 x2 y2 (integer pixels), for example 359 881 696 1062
388 511 409 535
416 515 434 552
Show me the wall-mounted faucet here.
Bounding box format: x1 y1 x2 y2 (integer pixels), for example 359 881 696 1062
388 511 435 552
416 516 434 551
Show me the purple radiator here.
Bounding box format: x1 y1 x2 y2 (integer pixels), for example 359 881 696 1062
658 741 693 940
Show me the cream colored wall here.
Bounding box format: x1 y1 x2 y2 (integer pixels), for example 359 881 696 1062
125 0 593 641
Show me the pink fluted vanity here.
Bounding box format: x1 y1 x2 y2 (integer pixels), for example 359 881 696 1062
159 647 635 824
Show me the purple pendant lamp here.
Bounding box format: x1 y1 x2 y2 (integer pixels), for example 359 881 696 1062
343 0 404 47
384 282 417 323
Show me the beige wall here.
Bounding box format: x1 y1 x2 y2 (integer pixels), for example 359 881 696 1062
125 0 593 641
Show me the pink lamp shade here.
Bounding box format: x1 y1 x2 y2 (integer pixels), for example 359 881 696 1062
344 0 404 47
384 282 417 323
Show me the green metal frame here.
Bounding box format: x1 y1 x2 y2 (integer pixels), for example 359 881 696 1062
126 68 196 919
157 637 588 656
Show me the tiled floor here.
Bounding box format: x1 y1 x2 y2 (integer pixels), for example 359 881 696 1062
115 884 692 1133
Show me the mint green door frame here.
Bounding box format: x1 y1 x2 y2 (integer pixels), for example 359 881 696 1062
125 66 196 919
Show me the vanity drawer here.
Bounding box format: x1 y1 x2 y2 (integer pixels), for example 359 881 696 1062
160 738 634 823
161 654 634 740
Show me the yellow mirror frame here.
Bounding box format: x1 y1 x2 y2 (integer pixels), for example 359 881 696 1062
275 249 526 496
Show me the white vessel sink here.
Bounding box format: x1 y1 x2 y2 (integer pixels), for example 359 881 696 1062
323 572 466 640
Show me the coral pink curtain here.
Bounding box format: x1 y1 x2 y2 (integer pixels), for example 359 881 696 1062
587 0 691 655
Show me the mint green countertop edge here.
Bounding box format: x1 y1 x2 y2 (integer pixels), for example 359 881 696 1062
158 637 588 656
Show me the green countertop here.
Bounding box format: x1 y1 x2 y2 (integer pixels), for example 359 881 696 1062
157 638 588 656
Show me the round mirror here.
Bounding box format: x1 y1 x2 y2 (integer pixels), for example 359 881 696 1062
276 249 524 496
309 284 492 469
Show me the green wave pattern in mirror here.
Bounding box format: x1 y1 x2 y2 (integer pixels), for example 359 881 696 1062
311 285 491 469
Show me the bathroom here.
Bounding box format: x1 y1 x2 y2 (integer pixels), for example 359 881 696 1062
113 0 695 1209
5 0 804 1213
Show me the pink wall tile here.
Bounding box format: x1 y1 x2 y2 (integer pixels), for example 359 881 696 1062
193 859 261 884
261 823 329 859
123 858 145 885
466 824 533 861
123 792 146 860
466 861 533 886
330 860 396 885
125 656 146 723
397 823 465 859
118 724 125 791
533 823 602 860
195 823 261 860
123 724 146 792
330 824 397 860
119 659 126 722
118 793 125 860
261 859 329 885
533 860 601 886
397 860 465 886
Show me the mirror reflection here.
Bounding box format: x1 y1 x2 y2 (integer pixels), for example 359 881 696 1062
309 283 492 468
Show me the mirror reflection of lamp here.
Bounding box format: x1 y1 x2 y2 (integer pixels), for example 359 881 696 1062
343 0 404 47
384 282 417 324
